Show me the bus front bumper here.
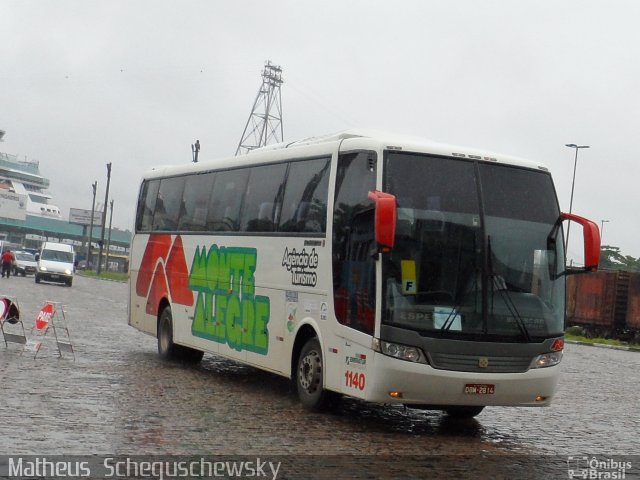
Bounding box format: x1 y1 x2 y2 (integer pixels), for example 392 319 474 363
364 352 560 407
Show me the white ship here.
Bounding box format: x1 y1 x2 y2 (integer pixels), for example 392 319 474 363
0 130 62 219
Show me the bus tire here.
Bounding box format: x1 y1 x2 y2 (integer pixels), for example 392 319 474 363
444 406 485 419
158 306 178 360
296 337 332 411
158 306 204 363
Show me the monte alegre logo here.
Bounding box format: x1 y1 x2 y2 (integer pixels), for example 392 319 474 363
188 244 270 354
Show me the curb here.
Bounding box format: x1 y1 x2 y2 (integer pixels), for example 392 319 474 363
75 273 127 283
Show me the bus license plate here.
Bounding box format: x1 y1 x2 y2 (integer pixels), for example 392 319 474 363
464 384 495 395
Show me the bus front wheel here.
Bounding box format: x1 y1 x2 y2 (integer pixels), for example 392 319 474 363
444 406 485 419
158 306 204 364
296 337 334 411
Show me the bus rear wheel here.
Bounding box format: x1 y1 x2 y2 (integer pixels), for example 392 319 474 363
296 337 335 411
158 307 177 360
158 306 204 364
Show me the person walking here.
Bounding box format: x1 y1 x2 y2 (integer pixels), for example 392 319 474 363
1 249 14 278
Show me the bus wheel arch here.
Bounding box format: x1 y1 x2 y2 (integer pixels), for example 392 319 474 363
291 324 318 382
157 301 204 364
292 327 337 411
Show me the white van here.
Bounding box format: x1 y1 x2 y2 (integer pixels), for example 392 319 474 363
35 242 75 287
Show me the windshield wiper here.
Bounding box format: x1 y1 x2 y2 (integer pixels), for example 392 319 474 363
487 236 532 342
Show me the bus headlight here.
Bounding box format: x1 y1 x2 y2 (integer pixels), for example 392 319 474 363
373 339 427 364
64 269 72 275
531 351 563 368
39 266 47 272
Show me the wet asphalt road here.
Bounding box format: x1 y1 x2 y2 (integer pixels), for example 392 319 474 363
0 274 639 479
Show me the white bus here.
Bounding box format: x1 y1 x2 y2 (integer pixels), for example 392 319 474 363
128 130 600 418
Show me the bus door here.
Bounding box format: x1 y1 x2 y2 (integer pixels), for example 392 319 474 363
332 150 378 398
333 208 377 398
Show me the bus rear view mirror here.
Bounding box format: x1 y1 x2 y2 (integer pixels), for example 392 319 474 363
368 190 397 251
561 212 601 274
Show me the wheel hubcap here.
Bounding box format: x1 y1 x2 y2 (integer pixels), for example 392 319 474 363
299 350 321 393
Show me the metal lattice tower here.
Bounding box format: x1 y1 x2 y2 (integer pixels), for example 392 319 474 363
236 61 284 155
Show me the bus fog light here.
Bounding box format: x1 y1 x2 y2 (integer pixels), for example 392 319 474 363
531 351 563 368
373 339 427 364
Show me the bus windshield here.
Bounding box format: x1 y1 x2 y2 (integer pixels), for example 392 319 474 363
382 152 565 341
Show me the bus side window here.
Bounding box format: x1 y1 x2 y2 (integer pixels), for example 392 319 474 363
178 172 215 231
137 179 160 232
279 157 330 233
241 163 287 232
332 151 377 334
152 176 186 231
207 169 249 232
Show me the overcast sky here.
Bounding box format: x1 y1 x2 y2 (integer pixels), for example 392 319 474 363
1 1 639 260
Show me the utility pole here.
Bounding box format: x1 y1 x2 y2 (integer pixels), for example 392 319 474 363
236 61 284 155
97 163 112 275
105 199 114 271
86 181 98 269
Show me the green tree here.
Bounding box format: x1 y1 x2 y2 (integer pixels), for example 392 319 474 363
599 246 640 272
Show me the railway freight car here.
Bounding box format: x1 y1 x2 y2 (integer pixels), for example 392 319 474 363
567 270 640 340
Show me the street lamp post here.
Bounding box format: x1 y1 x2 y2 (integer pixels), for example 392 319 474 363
86 181 97 270
565 144 590 251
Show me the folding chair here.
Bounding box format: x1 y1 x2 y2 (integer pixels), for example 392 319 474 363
0 296 27 354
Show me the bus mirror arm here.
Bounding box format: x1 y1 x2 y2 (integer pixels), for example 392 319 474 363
368 190 397 254
560 212 601 275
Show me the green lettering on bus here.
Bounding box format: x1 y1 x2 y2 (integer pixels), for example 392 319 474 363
188 246 209 292
241 298 255 349
225 295 242 351
189 244 270 354
229 249 245 295
214 293 227 340
251 296 270 354
243 252 256 297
